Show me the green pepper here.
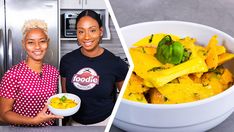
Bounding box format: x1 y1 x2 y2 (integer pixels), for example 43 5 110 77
60 95 67 102
155 35 185 64
181 49 192 62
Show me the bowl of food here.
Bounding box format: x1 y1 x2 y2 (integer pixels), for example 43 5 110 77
113 21 234 132
47 93 81 116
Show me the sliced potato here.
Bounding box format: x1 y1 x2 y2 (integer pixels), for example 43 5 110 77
218 53 234 65
157 83 214 103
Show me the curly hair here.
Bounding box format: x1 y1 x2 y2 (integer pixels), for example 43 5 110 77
22 19 48 38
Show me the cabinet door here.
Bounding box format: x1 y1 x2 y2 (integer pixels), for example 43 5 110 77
83 0 106 9
60 0 82 9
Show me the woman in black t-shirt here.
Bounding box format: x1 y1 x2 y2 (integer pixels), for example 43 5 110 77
60 9 128 125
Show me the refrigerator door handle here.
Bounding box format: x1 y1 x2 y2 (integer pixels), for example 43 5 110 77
7 29 13 70
0 29 4 77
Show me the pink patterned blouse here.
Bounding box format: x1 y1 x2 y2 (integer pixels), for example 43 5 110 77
0 61 59 126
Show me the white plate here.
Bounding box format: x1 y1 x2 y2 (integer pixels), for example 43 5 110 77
114 21 234 132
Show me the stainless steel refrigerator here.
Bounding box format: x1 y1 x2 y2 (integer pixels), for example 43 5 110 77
0 0 59 79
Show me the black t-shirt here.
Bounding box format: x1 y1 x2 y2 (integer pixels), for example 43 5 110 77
60 47 128 124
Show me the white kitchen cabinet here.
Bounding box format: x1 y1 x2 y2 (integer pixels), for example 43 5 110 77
60 0 82 9
60 0 106 9
83 0 106 9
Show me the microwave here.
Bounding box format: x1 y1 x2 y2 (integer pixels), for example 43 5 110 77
62 13 78 38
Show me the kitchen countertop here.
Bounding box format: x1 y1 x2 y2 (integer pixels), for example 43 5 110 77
0 126 105 132
109 0 234 131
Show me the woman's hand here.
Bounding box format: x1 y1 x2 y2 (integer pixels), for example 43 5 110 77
32 103 64 125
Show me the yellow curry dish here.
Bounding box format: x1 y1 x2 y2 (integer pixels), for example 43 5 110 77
124 33 234 104
50 95 77 109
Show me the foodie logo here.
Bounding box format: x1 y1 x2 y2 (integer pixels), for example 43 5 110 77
72 68 99 90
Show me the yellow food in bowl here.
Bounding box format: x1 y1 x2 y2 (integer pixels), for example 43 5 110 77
124 33 234 104
50 96 77 109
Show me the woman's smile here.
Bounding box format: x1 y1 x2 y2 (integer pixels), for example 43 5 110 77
32 50 43 56
83 40 94 47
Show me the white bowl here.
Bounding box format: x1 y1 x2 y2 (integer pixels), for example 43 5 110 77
47 93 81 116
114 21 234 132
